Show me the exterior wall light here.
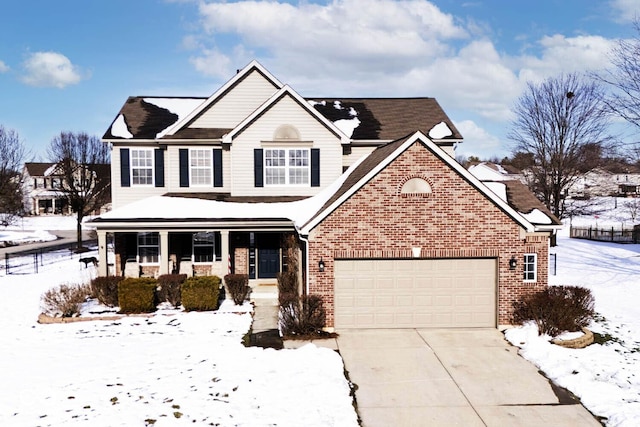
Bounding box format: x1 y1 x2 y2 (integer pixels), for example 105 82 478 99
318 258 325 272
509 256 517 270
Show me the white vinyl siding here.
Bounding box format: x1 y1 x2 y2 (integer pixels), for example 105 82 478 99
131 149 154 185
111 147 166 209
231 94 342 197
190 149 212 186
190 70 279 129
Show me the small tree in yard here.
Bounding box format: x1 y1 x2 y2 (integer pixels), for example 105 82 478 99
48 132 110 250
0 125 27 226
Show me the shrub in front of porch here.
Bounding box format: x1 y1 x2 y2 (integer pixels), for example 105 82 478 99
157 274 188 308
118 278 158 314
279 295 327 337
224 274 251 305
90 276 124 307
181 276 221 311
41 283 92 317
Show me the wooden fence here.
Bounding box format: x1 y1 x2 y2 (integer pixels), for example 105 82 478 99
570 225 640 244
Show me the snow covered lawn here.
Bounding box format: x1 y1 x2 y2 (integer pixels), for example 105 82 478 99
0 234 358 426
505 223 640 427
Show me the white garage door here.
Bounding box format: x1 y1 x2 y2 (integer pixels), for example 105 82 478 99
334 258 497 329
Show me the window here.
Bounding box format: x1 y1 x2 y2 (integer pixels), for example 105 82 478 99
190 149 212 186
138 232 159 264
131 149 154 185
51 178 61 189
523 253 537 282
193 232 215 263
264 148 309 186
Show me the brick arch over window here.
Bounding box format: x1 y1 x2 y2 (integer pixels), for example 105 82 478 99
273 124 301 141
398 175 433 198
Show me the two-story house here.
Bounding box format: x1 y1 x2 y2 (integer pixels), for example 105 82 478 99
92 60 560 330
22 162 70 215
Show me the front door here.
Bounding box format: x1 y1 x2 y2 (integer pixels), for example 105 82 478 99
258 248 280 279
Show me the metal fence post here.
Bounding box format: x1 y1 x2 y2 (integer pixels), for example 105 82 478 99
5 253 8 275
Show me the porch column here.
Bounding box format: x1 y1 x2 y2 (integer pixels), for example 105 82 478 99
220 230 230 275
51 198 56 214
97 231 108 276
159 231 169 275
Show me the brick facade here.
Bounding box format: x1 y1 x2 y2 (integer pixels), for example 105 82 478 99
307 142 548 327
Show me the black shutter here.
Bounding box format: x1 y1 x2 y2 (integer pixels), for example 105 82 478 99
213 149 223 187
179 149 189 187
120 148 130 187
154 149 164 187
254 148 263 187
311 148 320 187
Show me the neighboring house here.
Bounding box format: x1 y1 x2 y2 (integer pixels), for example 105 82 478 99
22 161 112 216
467 162 522 182
563 168 640 198
22 162 70 215
91 60 560 330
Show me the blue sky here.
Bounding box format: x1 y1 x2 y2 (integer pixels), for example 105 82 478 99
1 0 639 160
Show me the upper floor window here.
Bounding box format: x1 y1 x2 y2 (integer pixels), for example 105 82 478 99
190 149 212 186
523 253 537 282
131 149 154 185
51 178 61 189
264 148 309 186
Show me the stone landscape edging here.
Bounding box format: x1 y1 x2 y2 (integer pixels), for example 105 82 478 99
37 313 153 324
552 328 594 349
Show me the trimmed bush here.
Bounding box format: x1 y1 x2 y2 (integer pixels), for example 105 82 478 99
512 285 595 337
224 274 251 305
276 272 298 306
157 274 187 307
90 276 123 307
118 278 158 314
280 295 326 337
41 283 92 317
182 276 221 311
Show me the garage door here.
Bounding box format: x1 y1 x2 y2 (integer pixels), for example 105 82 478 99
334 258 496 329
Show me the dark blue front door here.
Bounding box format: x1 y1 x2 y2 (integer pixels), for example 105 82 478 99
258 248 280 279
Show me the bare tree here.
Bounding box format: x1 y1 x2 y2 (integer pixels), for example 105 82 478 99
48 132 110 250
596 20 640 131
508 73 613 219
0 125 27 226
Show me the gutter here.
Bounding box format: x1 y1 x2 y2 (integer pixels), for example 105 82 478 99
297 230 310 296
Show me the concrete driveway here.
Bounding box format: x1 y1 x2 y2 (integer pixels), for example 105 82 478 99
337 329 601 427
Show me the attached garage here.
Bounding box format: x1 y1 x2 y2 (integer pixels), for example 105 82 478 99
334 258 497 329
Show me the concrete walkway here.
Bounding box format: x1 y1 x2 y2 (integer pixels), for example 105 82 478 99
337 329 601 427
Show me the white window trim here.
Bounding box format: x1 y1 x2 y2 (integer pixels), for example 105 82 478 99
189 148 213 187
523 253 537 282
264 148 310 187
130 148 154 186
137 232 160 265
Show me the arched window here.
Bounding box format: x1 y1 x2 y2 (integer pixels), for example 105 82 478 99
273 124 301 141
400 177 432 197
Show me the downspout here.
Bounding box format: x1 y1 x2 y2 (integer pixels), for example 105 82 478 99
297 230 310 296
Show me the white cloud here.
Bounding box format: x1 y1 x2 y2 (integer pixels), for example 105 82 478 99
610 0 640 23
454 120 505 158
0 60 9 73
515 35 616 83
21 51 85 88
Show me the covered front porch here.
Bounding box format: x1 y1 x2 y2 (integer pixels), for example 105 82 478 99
95 223 302 285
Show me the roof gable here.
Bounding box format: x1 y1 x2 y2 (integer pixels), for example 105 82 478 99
164 60 283 138
222 85 350 144
301 131 542 234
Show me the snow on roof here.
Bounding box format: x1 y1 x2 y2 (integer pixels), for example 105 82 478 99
428 121 453 139
331 102 360 138
142 98 205 138
521 209 554 225
43 163 58 177
484 181 507 201
111 114 133 139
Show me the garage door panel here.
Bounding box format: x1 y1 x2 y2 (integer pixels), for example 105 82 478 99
335 259 496 329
